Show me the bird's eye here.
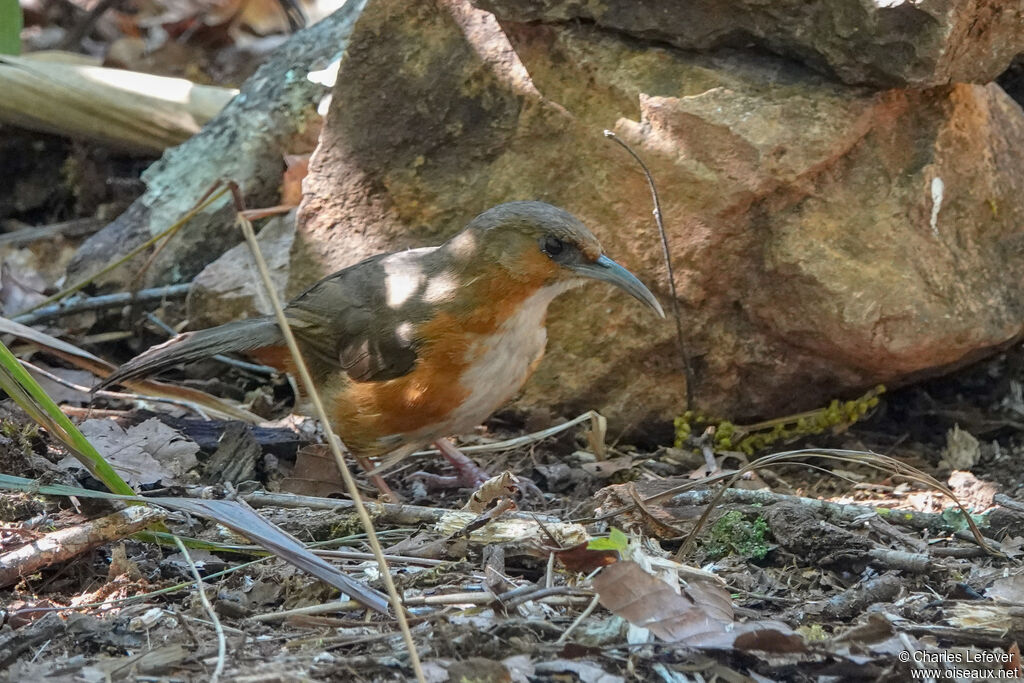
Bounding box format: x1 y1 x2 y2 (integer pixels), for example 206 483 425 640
542 236 565 258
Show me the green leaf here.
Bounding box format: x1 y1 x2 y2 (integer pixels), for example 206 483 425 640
0 0 22 56
587 527 629 552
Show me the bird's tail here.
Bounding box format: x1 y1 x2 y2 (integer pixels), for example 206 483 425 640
96 317 284 390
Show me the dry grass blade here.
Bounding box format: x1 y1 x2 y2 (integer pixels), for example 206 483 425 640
227 185 425 682
0 473 389 613
159 498 388 613
661 448 996 559
171 532 231 683
0 316 261 422
13 183 229 318
411 410 605 457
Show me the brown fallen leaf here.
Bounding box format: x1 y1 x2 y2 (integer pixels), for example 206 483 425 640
592 560 733 642
280 444 347 497
555 542 620 573
688 621 807 653
57 417 199 486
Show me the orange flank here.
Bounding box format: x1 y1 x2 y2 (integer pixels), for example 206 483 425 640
328 248 561 456
247 345 295 374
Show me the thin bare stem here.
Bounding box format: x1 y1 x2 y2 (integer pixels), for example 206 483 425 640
667 448 996 560
227 184 425 683
604 130 694 409
171 534 225 683
21 359 211 418
14 183 230 317
409 410 603 457
556 594 600 645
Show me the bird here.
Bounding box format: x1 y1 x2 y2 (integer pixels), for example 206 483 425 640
98 201 664 492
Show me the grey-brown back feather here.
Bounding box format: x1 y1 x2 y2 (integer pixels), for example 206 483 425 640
97 317 283 390
98 200 588 394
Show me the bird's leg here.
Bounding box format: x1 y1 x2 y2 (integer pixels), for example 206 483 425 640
412 439 545 501
352 453 399 502
411 438 491 490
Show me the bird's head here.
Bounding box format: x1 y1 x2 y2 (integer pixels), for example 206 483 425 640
446 201 665 317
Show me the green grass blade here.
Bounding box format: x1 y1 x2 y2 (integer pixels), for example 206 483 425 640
0 340 134 496
0 0 21 56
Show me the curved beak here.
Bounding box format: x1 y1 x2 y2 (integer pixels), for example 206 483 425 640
571 254 665 318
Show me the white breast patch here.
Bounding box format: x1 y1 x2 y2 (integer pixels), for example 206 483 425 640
444 280 580 435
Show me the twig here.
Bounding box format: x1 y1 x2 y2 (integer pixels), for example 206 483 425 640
0 506 162 588
594 466 993 549
402 591 593 607
499 585 592 609
13 183 230 318
13 285 191 326
250 599 364 623
171 534 225 683
22 359 212 419
604 130 694 409
584 447 992 558
227 185 425 683
556 594 600 644
0 218 104 246
240 489 563 525
410 410 604 457
213 545 446 567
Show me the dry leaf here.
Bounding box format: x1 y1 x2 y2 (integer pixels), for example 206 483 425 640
687 621 807 653
280 445 347 497
986 574 1024 603
534 659 624 683
948 603 1013 630
592 560 733 642
58 418 199 486
555 541 620 573
580 456 633 479
939 424 981 470
463 471 519 513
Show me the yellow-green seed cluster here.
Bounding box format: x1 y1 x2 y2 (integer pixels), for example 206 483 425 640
674 385 885 455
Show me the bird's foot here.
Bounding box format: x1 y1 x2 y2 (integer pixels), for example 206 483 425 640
410 439 544 501
433 438 492 488
410 438 489 490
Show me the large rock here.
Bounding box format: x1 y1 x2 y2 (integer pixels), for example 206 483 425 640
283 0 1024 427
472 0 1024 88
187 212 295 329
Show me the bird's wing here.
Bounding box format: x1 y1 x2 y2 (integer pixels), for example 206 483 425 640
284 250 436 383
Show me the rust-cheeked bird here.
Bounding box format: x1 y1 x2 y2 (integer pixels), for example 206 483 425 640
100 202 664 487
